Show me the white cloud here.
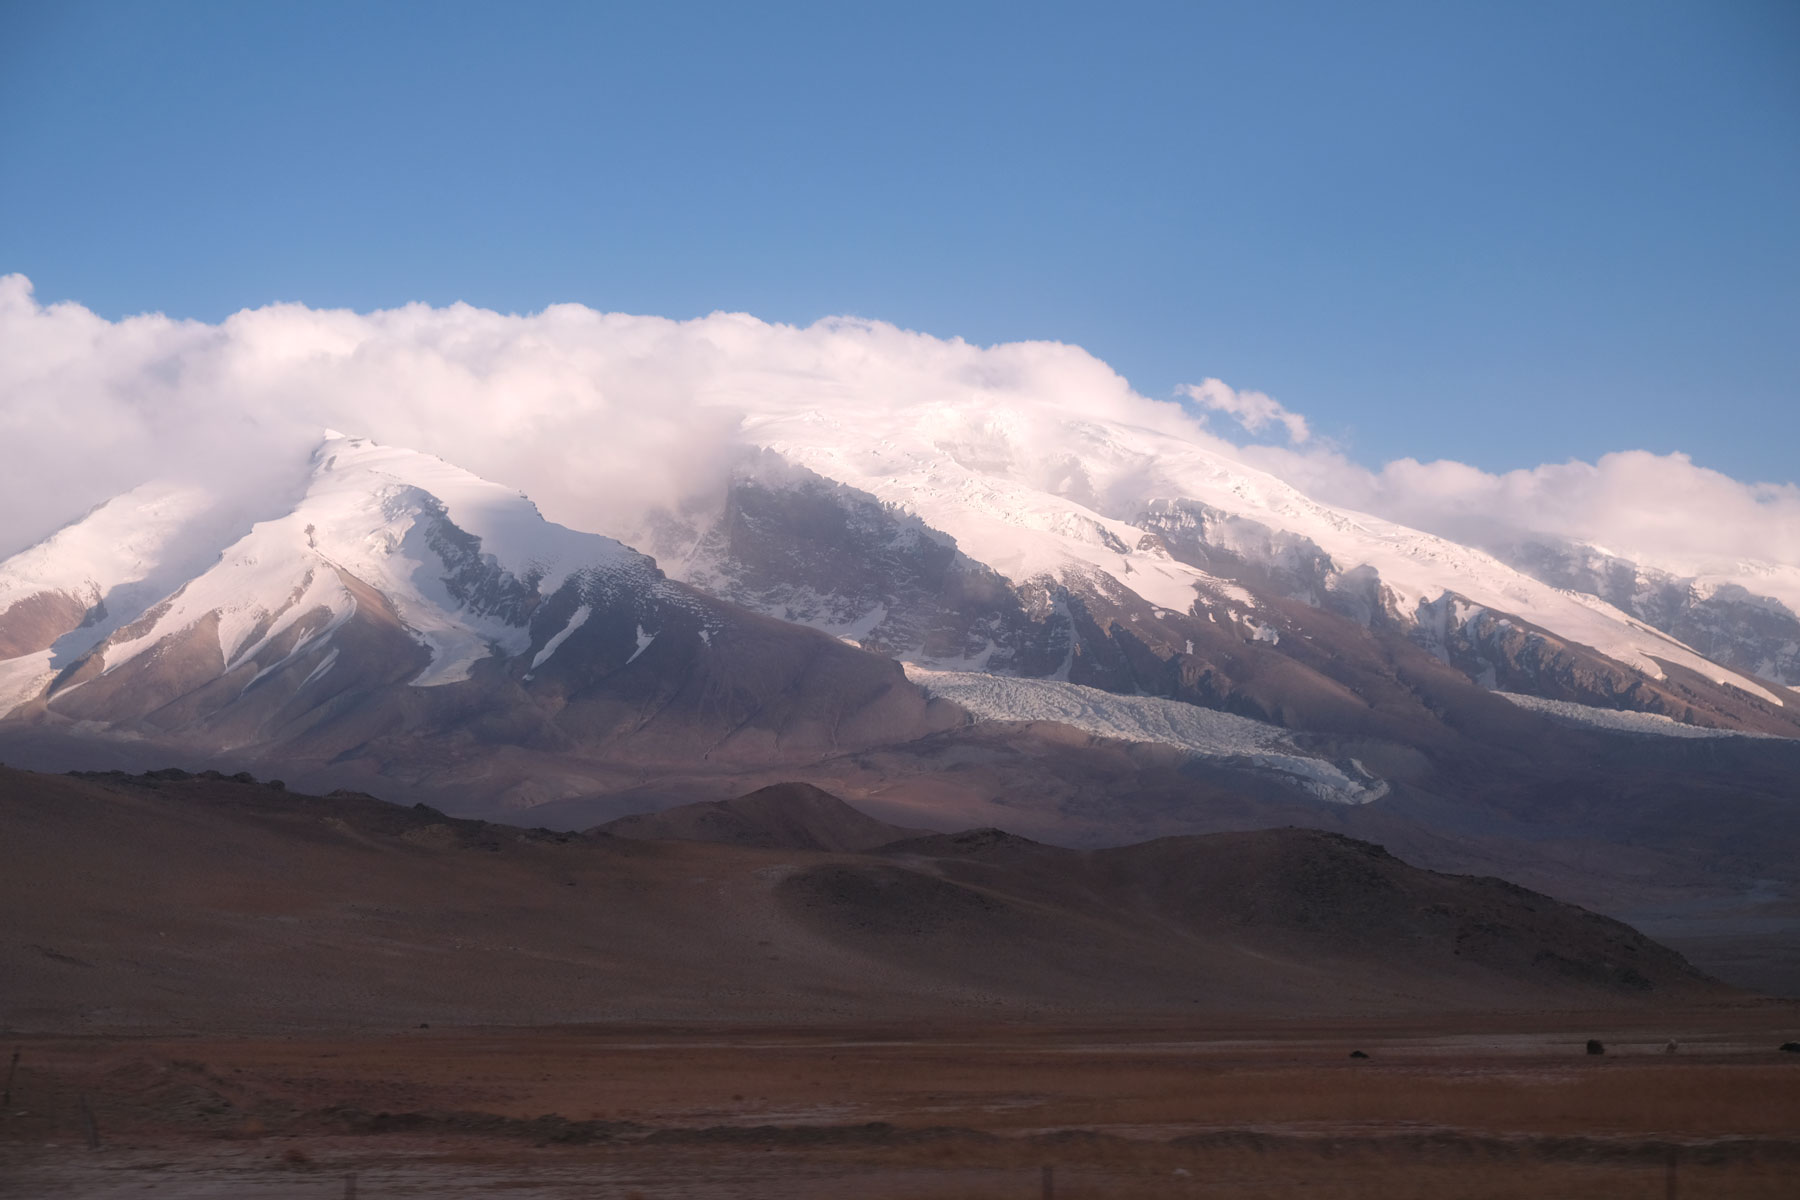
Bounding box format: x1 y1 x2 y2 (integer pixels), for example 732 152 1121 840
0 276 1190 559
1179 378 1310 444
1236 439 1800 582
1 274 1793 613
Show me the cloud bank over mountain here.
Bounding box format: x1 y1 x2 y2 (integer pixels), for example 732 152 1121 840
1239 441 1800 581
2 274 1794 590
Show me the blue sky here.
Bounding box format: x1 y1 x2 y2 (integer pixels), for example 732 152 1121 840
2 0 1796 484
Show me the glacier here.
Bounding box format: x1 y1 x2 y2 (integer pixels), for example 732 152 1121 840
909 667 1389 804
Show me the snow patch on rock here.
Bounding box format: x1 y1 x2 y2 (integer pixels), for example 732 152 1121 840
530 605 591 670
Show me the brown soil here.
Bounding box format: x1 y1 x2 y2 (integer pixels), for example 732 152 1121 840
600 781 927 851
0 768 1726 1036
3 1013 1798 1198
2 767 1795 1196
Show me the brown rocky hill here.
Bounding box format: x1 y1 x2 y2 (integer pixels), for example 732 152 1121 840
0 767 1725 1035
599 782 926 851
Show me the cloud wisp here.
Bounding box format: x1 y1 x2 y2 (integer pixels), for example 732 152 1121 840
1179 378 1311 445
1 274 1794 607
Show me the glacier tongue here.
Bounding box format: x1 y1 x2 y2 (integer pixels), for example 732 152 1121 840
0 648 55 716
908 667 1388 805
1495 692 1786 740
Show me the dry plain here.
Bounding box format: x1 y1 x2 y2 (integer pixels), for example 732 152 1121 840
4 768 1799 1197
6 1010 1800 1198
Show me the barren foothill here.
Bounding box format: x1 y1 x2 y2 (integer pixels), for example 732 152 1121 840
4 767 1797 1197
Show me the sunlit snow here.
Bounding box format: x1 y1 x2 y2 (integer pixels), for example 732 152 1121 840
743 398 1780 706
3 432 645 691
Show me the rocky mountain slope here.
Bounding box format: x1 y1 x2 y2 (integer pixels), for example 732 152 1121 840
1488 534 1800 688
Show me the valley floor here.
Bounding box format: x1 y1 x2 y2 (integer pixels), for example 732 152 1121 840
5 1008 1799 1199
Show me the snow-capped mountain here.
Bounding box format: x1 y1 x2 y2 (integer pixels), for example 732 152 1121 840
1 432 649 711
639 396 1798 744
3 420 1798 827
620 406 1800 993
6 424 1800 984
0 433 949 805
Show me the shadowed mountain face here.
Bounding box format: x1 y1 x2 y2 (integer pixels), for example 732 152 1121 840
805 827 1715 1001
1491 535 1800 689
600 782 927 852
0 768 1727 1034
638 452 1070 675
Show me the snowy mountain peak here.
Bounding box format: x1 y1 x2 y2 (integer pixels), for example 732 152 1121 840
731 396 1784 706
305 428 638 596
0 430 653 712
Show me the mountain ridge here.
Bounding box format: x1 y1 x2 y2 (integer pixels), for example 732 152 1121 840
599 781 929 852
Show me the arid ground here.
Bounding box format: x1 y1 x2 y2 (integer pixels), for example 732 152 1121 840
5 1009 1800 1198
5 768 1798 1197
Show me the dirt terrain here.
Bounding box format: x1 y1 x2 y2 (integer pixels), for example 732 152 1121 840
4 766 1796 1196
4 1013 1799 1198
9 697 1800 1004
599 781 928 851
0 767 1725 1033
